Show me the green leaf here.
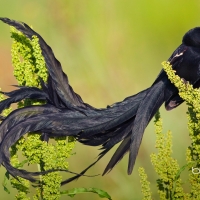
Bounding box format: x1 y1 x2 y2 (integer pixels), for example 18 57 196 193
2 171 10 194
61 187 112 199
15 159 29 168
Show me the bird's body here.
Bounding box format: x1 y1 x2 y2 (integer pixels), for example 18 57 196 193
0 18 200 184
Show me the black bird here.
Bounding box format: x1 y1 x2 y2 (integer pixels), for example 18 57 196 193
0 17 200 184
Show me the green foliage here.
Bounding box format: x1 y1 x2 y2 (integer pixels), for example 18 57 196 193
61 187 112 199
139 61 200 199
0 26 111 200
138 167 152 200
10 26 74 200
0 92 12 116
163 61 200 199
11 26 47 87
151 111 184 199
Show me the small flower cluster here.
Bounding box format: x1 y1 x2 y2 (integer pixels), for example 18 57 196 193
163 61 200 199
139 61 200 199
151 111 184 199
6 27 76 200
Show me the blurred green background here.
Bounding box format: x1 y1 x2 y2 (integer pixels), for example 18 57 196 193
0 1 199 199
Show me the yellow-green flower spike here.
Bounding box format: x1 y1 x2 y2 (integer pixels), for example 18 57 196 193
9 26 76 200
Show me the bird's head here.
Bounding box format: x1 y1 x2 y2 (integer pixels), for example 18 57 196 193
182 27 200 47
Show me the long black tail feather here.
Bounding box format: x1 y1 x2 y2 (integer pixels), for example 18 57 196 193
0 86 48 113
0 17 93 110
0 104 60 143
128 80 166 174
0 17 179 185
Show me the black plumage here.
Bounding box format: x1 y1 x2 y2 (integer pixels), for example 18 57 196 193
0 17 200 184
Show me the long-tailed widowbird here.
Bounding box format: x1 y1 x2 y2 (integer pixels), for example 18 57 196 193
0 17 200 184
